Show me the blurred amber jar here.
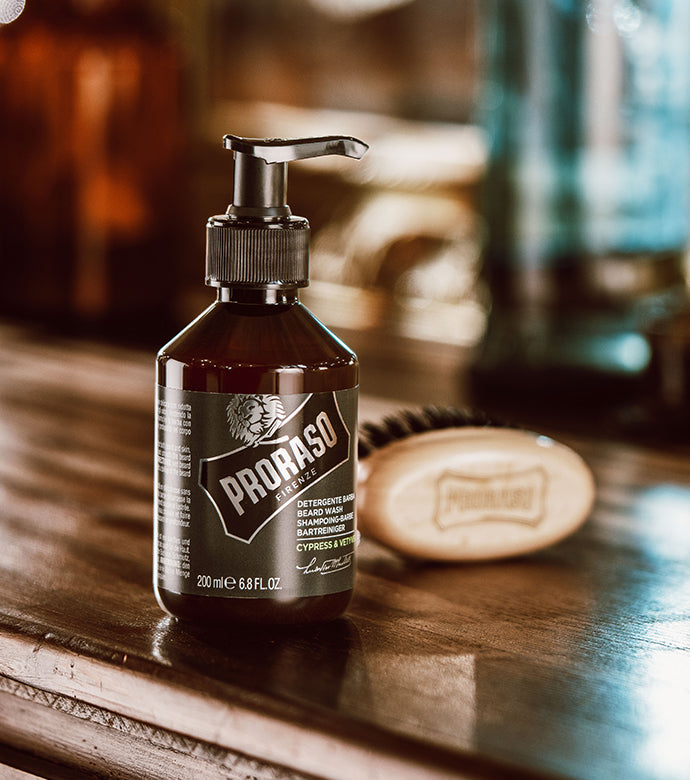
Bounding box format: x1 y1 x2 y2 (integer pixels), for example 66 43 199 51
0 0 188 341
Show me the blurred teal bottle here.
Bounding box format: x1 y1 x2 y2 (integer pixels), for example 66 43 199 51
472 0 690 416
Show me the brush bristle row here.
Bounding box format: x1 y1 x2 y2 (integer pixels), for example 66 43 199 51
358 405 506 459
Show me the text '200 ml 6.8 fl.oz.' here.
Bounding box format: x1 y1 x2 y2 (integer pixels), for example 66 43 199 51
154 134 368 625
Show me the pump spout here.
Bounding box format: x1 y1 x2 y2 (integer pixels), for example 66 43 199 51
223 133 368 220
223 134 369 164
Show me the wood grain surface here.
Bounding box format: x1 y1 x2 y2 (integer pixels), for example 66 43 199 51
0 322 689 780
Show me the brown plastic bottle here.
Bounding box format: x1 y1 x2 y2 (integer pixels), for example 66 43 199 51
153 134 368 625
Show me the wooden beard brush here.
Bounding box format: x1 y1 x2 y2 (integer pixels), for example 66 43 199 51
357 407 595 562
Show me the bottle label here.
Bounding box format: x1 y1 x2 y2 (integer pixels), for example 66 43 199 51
155 387 357 599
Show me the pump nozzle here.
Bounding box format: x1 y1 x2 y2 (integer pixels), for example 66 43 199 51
223 134 369 218
223 134 369 164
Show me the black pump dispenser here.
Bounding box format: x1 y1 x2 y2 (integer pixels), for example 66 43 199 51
205 134 368 289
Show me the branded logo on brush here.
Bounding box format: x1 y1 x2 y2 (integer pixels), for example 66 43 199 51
199 393 350 543
434 467 547 529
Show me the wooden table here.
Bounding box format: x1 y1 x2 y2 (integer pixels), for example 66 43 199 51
1 321 689 780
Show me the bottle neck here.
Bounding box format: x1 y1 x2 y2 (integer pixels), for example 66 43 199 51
216 286 300 305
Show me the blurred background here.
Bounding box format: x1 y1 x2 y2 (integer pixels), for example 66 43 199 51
1 0 689 432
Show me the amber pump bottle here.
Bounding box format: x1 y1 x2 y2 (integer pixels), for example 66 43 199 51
154 134 368 625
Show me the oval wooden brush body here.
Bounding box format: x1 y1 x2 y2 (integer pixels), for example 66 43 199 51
357 426 595 561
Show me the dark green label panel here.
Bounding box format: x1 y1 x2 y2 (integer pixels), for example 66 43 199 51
154 387 357 599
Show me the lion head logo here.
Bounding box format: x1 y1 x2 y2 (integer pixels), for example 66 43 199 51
226 395 287 447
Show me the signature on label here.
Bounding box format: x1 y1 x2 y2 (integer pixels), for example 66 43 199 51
434 467 547 529
297 554 354 575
